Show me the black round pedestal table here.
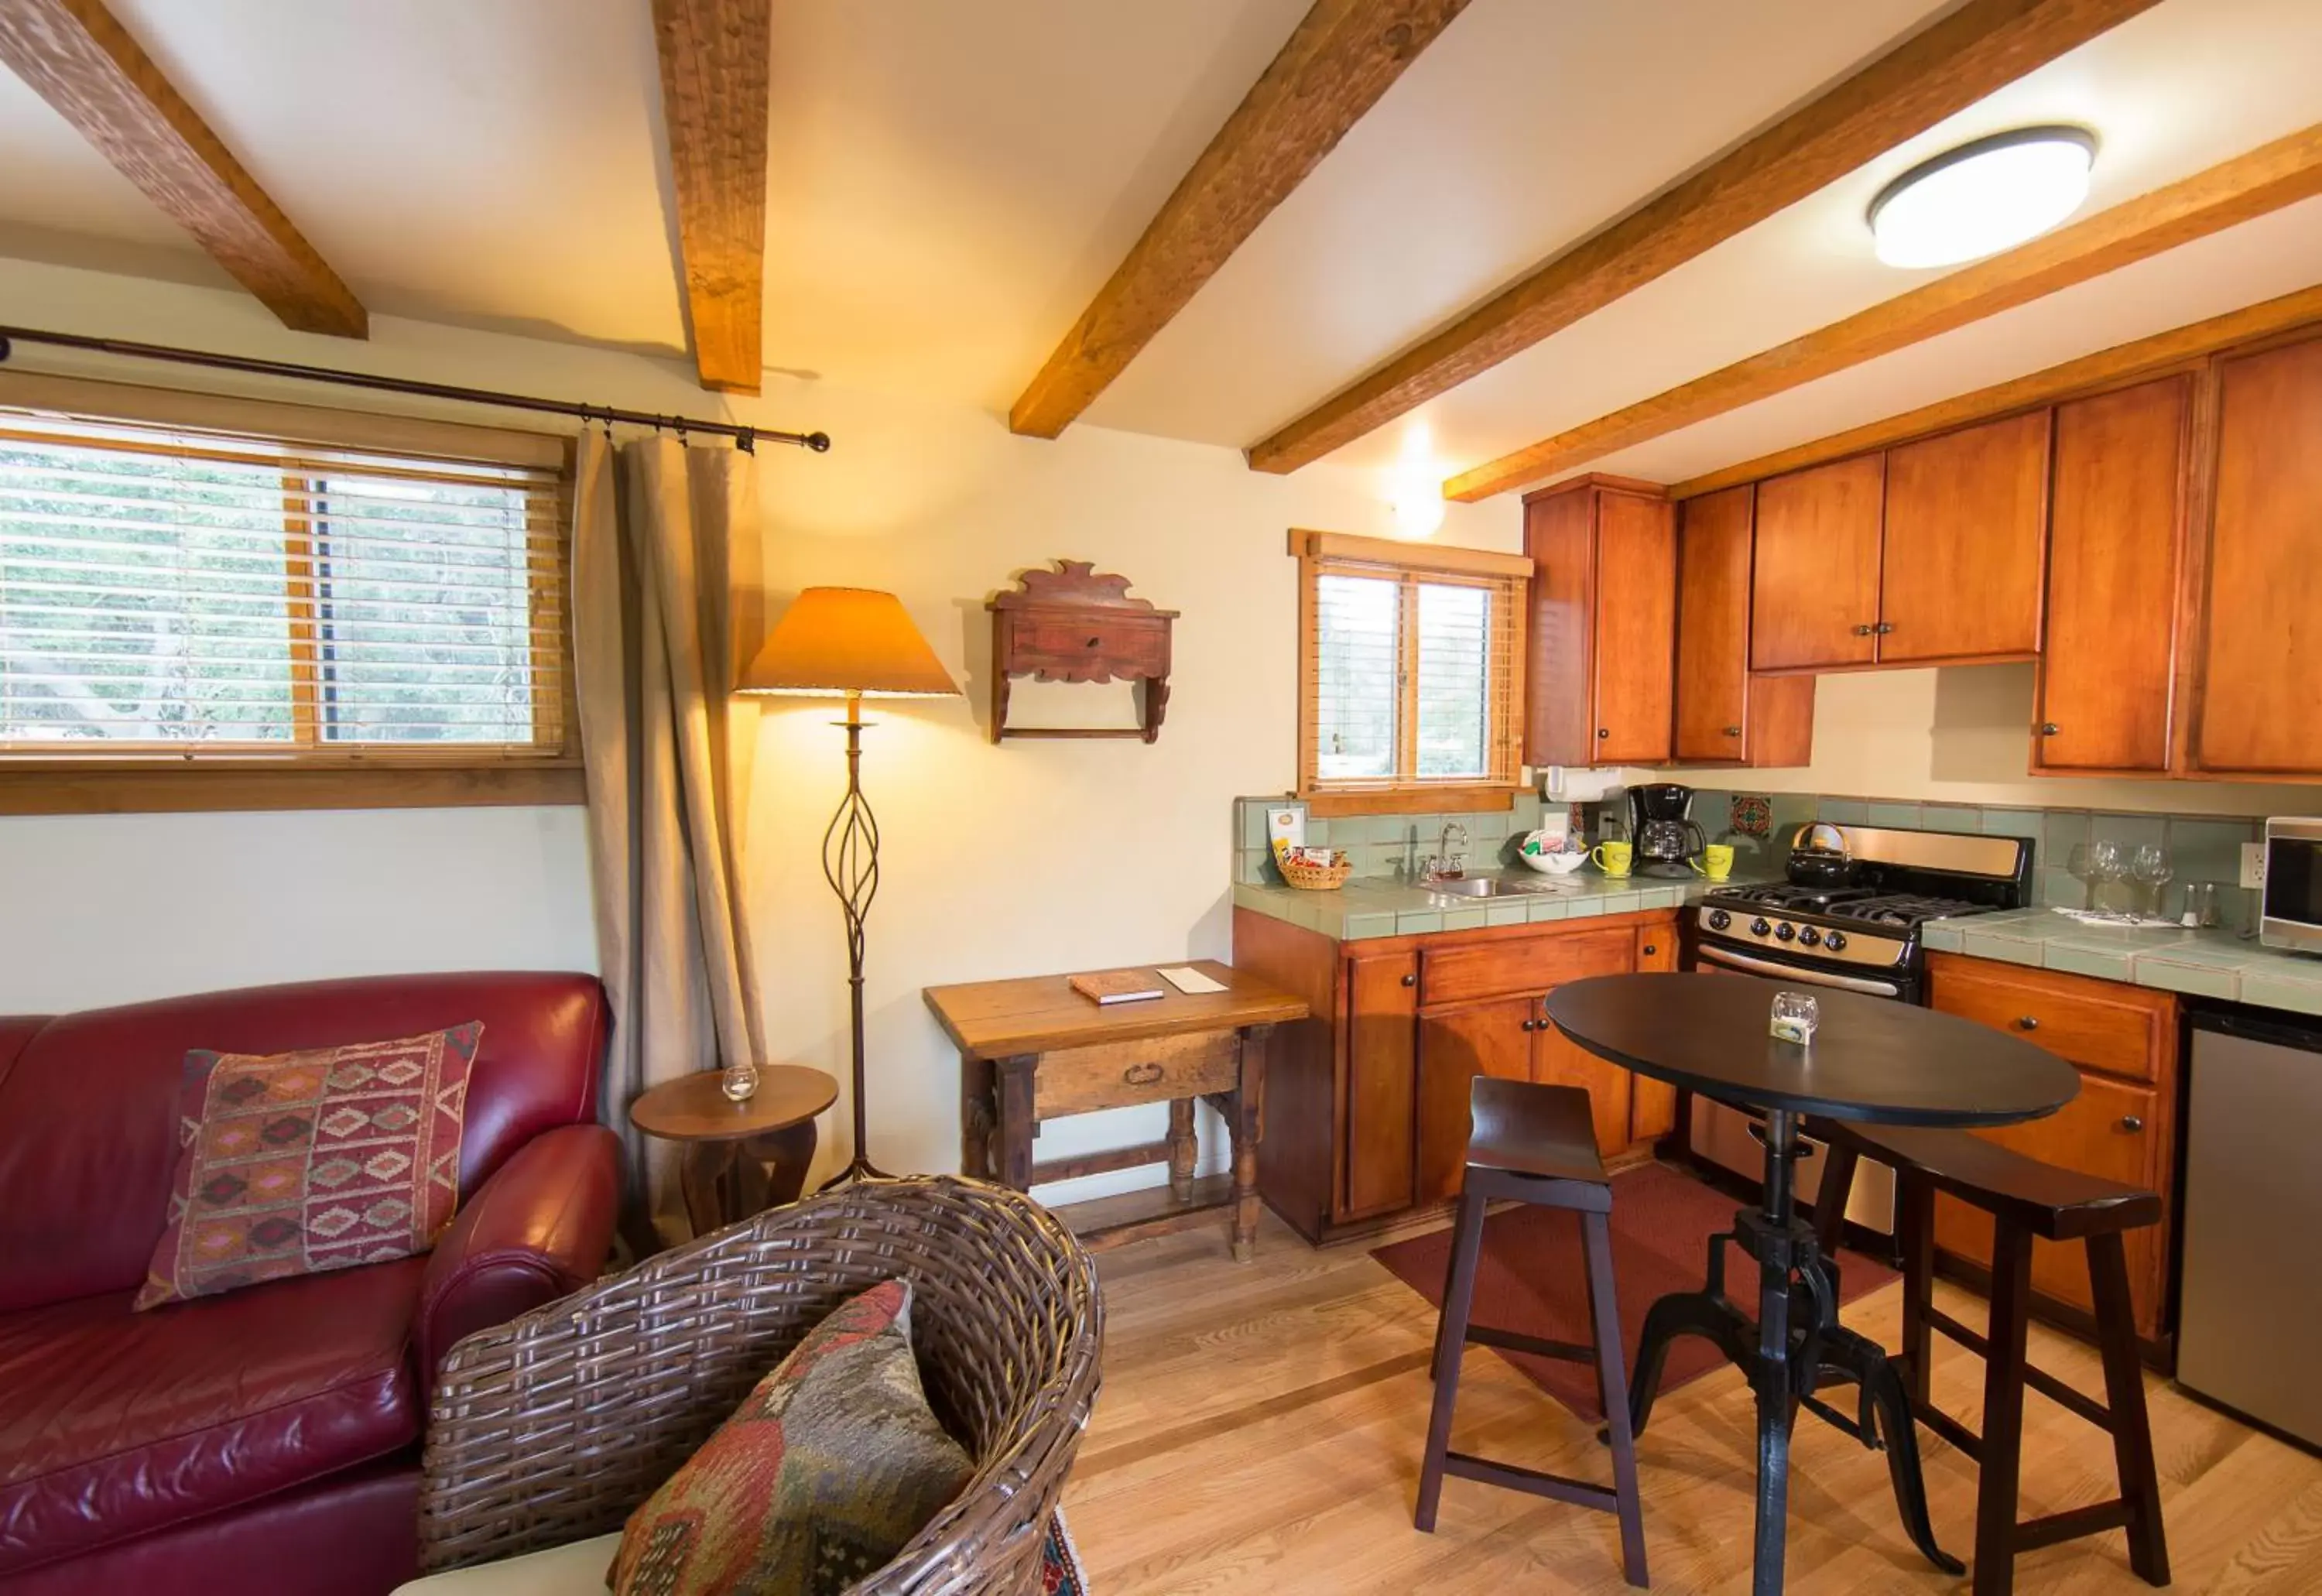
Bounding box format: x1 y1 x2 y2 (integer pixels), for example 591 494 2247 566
1544 973 2080 1596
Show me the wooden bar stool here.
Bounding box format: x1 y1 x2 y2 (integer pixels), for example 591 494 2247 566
1415 1076 1648 1588
1810 1119 2169 1596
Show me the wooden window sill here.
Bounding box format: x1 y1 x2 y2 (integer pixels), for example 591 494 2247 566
1300 784 1521 818
0 762 586 816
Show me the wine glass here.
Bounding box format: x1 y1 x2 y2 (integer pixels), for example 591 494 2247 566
2067 843 2096 911
2086 840 2128 916
2131 844 2173 922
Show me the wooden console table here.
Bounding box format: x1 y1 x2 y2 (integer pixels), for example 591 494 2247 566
923 962 1307 1259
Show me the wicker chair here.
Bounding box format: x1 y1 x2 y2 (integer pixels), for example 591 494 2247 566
415 1176 1104 1595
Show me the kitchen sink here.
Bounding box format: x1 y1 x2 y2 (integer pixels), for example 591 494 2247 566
1425 875 1569 898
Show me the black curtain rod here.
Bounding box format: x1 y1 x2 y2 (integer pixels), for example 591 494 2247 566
0 324 831 457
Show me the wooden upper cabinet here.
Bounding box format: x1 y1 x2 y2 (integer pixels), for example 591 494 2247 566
1749 455 1884 671
1522 477 1674 766
1673 485 1814 765
2194 335 2322 776
1878 410 2050 665
2036 378 2190 775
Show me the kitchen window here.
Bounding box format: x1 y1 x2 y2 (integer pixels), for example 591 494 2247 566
1291 529 1529 815
0 372 574 813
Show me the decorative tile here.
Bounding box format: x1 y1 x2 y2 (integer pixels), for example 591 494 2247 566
2044 944 2135 981
2133 961 2239 1000
1978 808 2044 841
1923 803 1980 834
1866 800 1923 830
2240 970 2322 1018
1730 794 1772 839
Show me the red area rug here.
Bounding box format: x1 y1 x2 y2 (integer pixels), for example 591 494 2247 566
1371 1162 1896 1422
1043 1509 1088 1594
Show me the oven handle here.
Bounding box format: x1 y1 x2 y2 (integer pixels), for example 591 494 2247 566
1697 944 1905 998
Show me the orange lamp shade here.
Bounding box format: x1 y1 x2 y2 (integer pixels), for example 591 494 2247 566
735 587 960 698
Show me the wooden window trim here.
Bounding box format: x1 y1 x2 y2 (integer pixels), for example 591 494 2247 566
1290 529 1529 810
0 374 581 814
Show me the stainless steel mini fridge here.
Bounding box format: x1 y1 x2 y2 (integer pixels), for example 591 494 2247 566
2176 1009 2322 1449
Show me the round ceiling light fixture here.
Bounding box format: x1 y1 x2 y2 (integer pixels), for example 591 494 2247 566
1868 125 2097 269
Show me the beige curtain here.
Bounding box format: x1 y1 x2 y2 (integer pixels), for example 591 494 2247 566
573 432 769 1246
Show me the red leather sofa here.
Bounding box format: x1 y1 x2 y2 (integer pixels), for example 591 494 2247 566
0 973 622 1596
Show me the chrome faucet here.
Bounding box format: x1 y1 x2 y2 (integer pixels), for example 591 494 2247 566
1419 821 1470 884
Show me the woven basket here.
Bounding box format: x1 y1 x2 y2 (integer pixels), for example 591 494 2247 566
416 1176 1103 1594
1277 851 1352 890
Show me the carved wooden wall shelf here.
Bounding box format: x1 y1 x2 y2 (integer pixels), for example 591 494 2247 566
987 560 1178 743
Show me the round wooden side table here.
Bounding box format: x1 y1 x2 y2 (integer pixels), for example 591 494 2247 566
628 1067 838 1238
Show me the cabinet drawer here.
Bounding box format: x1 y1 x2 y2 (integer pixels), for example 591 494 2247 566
1002 614 1168 680
1926 953 2170 1084
1933 1070 2166 1334
1033 1031 1237 1118
1419 926 1634 1007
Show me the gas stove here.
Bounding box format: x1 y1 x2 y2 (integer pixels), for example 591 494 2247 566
1692 824 2033 1000
1687 821 2036 1238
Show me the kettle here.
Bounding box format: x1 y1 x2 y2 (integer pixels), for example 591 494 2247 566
1786 821 1861 888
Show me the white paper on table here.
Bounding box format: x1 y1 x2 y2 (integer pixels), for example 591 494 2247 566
1157 965 1228 995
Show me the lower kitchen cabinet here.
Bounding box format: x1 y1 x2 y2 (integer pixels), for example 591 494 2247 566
1926 953 2179 1344
1237 904 1677 1245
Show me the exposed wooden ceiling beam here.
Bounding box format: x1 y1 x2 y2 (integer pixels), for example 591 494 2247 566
1245 0 2166 476
1447 122 2322 501
0 0 365 337
651 0 770 394
1666 279 2322 500
1009 0 1471 440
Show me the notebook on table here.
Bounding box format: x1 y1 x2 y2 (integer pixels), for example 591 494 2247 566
1067 969 1166 1005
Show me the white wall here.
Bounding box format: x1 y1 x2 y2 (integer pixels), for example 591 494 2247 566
0 807 598 1013
0 256 1518 1202
1649 662 2322 816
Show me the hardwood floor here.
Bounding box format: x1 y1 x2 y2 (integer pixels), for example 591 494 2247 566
1062 1194 2322 1594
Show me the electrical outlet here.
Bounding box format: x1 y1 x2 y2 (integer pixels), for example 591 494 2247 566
2241 842 2268 890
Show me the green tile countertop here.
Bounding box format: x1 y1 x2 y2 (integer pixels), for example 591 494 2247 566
1232 868 1755 942
1923 906 2322 1019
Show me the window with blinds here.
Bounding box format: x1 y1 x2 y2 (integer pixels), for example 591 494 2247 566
1294 529 1529 807
0 411 567 762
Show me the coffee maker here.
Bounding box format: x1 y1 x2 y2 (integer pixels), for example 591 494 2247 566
1628 783 1706 878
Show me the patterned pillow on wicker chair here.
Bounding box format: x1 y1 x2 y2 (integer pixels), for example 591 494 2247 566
136 1022 481 1310
608 1278 974 1596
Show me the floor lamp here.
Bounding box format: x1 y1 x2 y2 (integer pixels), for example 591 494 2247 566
737 587 961 1187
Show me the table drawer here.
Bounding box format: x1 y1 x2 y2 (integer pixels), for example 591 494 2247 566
1926 953 2171 1084
1002 614 1169 680
1033 1030 1238 1117
1419 925 1634 1008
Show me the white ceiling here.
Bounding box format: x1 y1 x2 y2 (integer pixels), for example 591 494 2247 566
0 0 2318 498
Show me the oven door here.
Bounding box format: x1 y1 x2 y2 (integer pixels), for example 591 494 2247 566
1687 940 1904 1236
1694 941 1913 1000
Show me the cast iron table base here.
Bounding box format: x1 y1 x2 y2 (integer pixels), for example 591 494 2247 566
1625 1109 1964 1592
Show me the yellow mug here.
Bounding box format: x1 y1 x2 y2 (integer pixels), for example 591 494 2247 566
1692 844 1735 881
1591 840 1633 878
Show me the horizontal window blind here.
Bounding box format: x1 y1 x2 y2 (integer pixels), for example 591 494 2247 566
0 412 567 760
1300 542 1524 798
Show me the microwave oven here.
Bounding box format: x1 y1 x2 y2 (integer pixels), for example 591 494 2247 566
2262 818 2322 954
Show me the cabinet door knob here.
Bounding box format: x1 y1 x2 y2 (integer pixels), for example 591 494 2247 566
1874 622 1896 635
1852 623 1875 636
2037 722 2060 736
1519 1019 1536 1032
1598 728 1611 738
1724 726 1743 738
2120 1115 2144 1133
1400 972 1416 987
1642 944 1658 957
2015 1015 2039 1031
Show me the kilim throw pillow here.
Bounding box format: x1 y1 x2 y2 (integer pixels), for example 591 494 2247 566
134 1022 481 1310
608 1278 974 1596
